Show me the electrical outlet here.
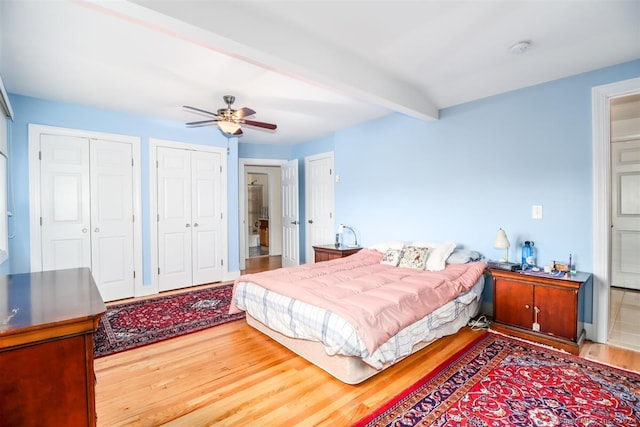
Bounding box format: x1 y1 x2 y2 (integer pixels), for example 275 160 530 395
532 205 543 219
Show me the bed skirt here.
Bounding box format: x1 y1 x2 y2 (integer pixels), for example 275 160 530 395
245 296 481 384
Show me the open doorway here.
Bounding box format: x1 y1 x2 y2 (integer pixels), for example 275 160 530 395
608 93 640 352
239 159 286 271
247 173 269 257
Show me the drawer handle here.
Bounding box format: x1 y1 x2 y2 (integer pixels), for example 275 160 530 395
525 304 530 309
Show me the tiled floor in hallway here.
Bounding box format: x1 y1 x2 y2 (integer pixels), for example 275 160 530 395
609 287 640 352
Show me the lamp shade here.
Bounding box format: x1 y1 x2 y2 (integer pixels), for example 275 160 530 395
217 120 241 134
493 228 510 249
493 228 510 262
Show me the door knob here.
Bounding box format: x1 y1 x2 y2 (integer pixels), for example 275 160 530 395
193 223 199 227
186 223 191 228
82 228 88 233
94 228 100 233
525 304 530 309
291 220 299 225
308 219 314 224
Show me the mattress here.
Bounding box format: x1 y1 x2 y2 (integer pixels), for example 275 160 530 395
244 280 482 384
234 276 484 381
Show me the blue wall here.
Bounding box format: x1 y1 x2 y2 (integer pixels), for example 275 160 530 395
4 60 640 310
330 61 639 271
4 95 240 282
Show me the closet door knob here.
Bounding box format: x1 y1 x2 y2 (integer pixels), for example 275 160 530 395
94 228 100 233
82 228 88 233
186 223 191 228
308 219 314 224
193 223 199 227
525 304 530 309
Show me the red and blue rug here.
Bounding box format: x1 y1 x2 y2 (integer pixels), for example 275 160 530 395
354 332 640 426
94 283 245 358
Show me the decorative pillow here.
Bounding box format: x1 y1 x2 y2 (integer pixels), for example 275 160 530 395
380 248 403 266
398 246 430 270
412 241 457 271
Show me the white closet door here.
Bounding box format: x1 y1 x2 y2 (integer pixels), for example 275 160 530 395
157 147 192 291
40 134 91 271
90 139 135 301
191 150 223 285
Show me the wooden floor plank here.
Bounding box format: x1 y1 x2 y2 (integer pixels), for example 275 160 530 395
95 258 640 426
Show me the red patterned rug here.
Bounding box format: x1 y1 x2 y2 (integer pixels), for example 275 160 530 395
353 332 640 427
94 284 245 358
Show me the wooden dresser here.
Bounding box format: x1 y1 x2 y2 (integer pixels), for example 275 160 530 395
490 268 589 355
0 268 106 427
313 244 362 262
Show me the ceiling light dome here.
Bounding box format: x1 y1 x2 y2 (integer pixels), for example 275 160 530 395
509 40 532 54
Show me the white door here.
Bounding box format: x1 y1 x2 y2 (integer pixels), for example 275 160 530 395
611 139 640 290
90 139 135 301
305 153 335 263
157 147 223 291
157 147 192 291
40 134 91 271
40 134 135 300
191 150 223 285
281 159 299 267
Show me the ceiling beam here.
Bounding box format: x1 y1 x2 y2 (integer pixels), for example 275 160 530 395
86 0 439 122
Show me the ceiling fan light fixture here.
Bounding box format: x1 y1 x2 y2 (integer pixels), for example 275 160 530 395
217 120 242 134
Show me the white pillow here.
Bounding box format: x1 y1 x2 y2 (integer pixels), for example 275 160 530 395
412 241 457 271
369 241 406 253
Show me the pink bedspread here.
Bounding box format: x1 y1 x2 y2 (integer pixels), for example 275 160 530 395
231 249 486 354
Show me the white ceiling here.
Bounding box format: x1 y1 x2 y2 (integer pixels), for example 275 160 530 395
1 0 639 145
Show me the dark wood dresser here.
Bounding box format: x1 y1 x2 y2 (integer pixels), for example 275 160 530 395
0 268 106 427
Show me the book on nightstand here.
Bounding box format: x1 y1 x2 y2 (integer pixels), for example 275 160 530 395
487 261 521 271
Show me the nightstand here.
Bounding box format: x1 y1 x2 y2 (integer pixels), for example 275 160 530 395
313 244 362 263
489 268 590 355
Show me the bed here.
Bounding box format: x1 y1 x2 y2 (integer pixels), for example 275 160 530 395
230 242 487 384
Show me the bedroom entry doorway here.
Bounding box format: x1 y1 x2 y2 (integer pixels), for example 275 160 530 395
610 95 640 291
592 76 640 347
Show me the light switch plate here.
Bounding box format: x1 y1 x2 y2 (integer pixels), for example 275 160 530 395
532 205 543 219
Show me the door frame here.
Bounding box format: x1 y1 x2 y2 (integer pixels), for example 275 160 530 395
591 76 640 343
238 158 287 271
28 124 143 294
149 139 228 296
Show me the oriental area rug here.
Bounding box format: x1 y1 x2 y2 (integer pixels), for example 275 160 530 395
353 332 640 427
94 283 245 358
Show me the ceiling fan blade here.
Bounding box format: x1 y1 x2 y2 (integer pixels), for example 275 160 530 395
241 119 277 130
186 119 219 126
183 105 218 117
233 107 256 118
233 128 243 136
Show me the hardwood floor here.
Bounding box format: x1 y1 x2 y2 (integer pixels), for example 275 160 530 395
94 258 640 426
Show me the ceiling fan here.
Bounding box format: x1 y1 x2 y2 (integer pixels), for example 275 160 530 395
183 95 277 136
